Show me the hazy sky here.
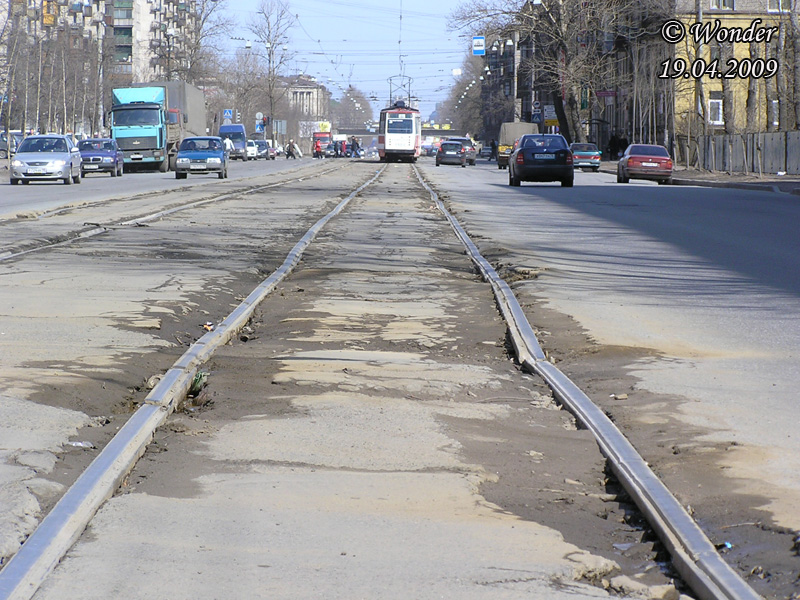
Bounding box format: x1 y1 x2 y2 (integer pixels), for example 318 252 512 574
224 0 473 119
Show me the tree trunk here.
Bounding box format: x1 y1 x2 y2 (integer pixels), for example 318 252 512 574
765 41 778 131
789 4 800 127
721 42 736 134
745 42 759 131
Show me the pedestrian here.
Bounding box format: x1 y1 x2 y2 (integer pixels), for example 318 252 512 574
607 133 619 161
490 139 498 161
618 134 629 157
314 139 322 159
286 139 296 159
350 136 360 158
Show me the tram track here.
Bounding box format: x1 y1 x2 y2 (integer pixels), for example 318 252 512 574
0 160 349 263
0 162 762 600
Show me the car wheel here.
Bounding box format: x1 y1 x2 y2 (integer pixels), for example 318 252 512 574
436 161 440 167
10 178 18 185
74 170 81 183
658 177 672 185
64 168 72 185
0 150 7 159
509 168 520 187
22 180 30 185
111 166 117 177
592 166 599 172
118 164 124 177
561 178 574 187
218 169 225 179
81 171 86 178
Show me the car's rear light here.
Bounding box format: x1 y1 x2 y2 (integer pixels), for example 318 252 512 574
666 159 673 169
565 152 573 165
516 153 524 164
629 159 639 167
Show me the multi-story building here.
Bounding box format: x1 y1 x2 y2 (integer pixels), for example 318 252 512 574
108 0 198 83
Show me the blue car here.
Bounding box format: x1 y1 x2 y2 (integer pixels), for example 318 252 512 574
175 136 229 179
78 138 124 177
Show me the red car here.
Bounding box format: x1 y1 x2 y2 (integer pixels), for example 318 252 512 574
617 144 673 184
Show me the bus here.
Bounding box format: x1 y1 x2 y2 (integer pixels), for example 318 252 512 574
378 101 421 162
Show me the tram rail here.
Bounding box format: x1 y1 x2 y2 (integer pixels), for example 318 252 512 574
0 162 762 600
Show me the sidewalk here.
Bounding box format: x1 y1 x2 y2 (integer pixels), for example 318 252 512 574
599 162 800 195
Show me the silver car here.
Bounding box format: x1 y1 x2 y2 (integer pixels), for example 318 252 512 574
10 134 83 185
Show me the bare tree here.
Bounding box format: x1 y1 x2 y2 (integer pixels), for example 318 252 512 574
248 0 296 141
331 85 373 128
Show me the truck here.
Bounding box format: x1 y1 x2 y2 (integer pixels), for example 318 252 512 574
109 81 206 172
497 122 537 170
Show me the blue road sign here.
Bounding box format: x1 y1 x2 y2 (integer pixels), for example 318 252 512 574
472 36 486 56
255 122 264 133
223 108 233 120
531 112 543 124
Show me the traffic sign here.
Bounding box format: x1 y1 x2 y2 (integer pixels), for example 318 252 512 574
533 100 541 109
223 108 233 120
544 104 558 126
472 36 486 56
531 113 542 124
255 122 264 133
255 112 263 120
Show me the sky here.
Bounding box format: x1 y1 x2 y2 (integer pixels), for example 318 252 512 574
223 0 473 120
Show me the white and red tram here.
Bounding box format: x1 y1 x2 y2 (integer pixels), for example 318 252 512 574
378 101 421 162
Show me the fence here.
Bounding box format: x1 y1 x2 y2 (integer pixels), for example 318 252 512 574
676 132 800 175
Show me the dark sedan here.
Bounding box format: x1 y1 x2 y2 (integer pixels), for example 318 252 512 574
508 134 574 187
617 144 673 184
435 141 467 167
79 138 124 177
175 136 228 179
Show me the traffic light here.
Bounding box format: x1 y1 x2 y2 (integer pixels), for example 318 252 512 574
262 116 267 127
236 111 241 123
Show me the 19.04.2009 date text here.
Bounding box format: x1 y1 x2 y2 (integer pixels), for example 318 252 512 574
658 57 778 80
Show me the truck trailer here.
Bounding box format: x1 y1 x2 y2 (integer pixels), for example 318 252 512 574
110 81 206 171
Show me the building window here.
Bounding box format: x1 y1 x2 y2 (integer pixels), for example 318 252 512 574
708 91 724 125
710 0 734 8
768 0 790 10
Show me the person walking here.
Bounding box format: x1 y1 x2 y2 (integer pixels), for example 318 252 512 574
490 139 498 161
607 133 619 161
314 139 322 159
286 139 296 159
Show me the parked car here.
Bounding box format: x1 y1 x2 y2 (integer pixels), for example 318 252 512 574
78 138 124 177
0 131 23 159
508 134 574 187
10 134 82 185
617 144 673 184
479 145 492 159
569 142 601 171
175 136 228 180
254 140 270 160
446 137 477 165
436 141 467 167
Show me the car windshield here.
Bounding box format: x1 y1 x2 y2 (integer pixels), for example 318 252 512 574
180 138 221 151
220 132 245 143
523 136 567 150
440 143 460 151
630 145 669 157
113 108 160 127
572 144 598 152
79 140 115 151
17 138 68 153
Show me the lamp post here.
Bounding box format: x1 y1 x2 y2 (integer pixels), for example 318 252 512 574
165 27 176 80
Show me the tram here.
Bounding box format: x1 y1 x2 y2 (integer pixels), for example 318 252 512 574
378 100 421 162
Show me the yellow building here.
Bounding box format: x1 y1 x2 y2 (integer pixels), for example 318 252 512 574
672 0 787 134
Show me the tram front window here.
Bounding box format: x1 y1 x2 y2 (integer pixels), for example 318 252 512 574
387 117 413 134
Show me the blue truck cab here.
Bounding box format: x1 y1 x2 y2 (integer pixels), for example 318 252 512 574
219 124 248 161
110 82 206 172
